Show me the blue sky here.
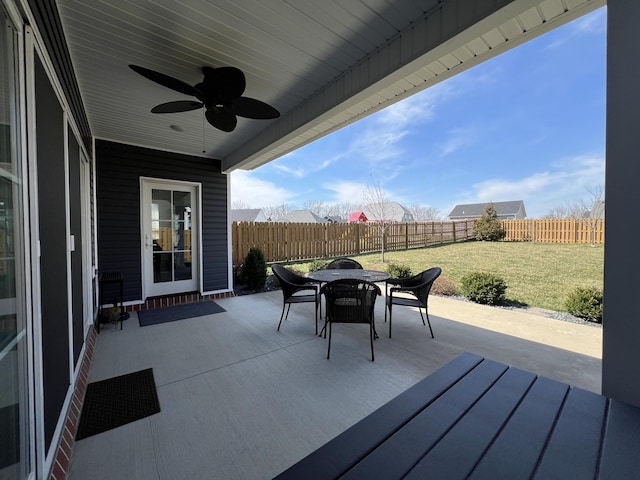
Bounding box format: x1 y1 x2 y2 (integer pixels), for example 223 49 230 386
231 7 606 219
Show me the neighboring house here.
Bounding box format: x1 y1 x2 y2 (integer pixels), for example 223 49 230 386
448 200 527 220
275 210 329 223
231 208 269 222
324 215 344 223
348 211 368 222
363 202 414 222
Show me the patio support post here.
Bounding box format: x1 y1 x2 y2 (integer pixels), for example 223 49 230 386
602 0 640 407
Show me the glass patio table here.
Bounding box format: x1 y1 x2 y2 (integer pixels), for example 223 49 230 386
306 269 390 283
307 269 390 337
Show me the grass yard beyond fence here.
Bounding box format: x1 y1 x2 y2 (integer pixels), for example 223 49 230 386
285 241 604 312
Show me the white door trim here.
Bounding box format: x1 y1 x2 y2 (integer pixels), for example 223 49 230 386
140 177 201 299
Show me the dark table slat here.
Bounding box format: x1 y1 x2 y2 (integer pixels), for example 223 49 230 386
273 352 483 480
599 399 640 479
274 353 640 480
404 367 536 480
340 358 509 480
533 387 607 480
468 376 570 480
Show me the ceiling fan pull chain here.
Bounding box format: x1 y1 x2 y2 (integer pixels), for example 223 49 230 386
202 108 206 153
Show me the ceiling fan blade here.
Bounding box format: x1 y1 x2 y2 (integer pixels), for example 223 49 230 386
202 66 246 99
230 97 280 119
151 101 203 113
205 108 237 132
129 65 200 97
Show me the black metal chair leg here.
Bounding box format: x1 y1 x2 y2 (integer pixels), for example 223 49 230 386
370 324 375 361
419 309 426 326
425 310 434 338
277 304 291 331
327 322 332 359
320 319 328 338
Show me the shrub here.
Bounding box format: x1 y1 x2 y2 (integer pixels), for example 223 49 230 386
431 276 456 296
565 287 603 323
308 259 329 272
460 272 507 305
473 203 506 241
387 263 412 278
240 246 267 290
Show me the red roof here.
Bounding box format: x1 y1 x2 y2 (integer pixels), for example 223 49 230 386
348 211 367 222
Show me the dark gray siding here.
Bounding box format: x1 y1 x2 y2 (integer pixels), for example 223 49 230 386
27 0 92 153
96 140 228 302
35 55 69 453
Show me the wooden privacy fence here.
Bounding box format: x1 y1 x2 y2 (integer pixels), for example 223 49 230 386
232 218 604 265
232 220 475 265
502 219 604 244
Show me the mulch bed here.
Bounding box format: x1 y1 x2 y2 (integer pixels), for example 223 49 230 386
234 274 281 296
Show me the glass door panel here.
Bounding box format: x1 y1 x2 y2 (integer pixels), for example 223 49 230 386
143 181 198 297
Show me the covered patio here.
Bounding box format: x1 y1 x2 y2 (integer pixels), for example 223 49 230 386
68 293 600 479
9 0 640 478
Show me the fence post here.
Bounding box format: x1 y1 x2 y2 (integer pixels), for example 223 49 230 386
405 223 409 250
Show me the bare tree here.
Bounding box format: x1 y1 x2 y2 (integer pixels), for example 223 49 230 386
544 200 586 219
334 201 363 221
263 203 294 221
409 204 442 221
231 200 251 210
576 185 605 247
362 179 392 262
302 200 336 219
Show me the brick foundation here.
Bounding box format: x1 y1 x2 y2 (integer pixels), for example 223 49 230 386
123 291 235 312
48 327 97 480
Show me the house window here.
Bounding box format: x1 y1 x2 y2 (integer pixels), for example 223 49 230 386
0 5 30 478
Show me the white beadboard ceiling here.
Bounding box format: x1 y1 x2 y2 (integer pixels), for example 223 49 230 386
55 0 604 172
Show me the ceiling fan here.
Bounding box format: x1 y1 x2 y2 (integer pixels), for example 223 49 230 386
129 64 280 132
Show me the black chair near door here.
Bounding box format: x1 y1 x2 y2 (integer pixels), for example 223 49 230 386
272 264 321 334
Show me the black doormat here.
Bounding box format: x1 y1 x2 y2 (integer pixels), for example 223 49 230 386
138 300 226 327
76 368 160 440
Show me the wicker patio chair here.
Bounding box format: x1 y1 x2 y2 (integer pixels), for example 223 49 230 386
272 264 321 334
384 267 442 339
321 279 381 361
326 257 363 269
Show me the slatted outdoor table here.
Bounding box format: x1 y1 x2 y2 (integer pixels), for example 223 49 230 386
274 352 640 480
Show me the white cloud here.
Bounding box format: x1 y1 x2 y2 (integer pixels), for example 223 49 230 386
350 128 408 163
272 163 306 178
230 170 297 207
574 8 607 34
323 181 368 204
376 89 438 127
438 126 479 156
546 7 606 49
454 153 605 218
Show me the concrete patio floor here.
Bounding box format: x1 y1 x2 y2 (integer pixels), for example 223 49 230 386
68 291 602 480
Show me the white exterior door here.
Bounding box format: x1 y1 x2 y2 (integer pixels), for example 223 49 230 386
141 179 199 297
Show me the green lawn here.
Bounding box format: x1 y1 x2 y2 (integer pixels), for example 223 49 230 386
284 241 604 312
